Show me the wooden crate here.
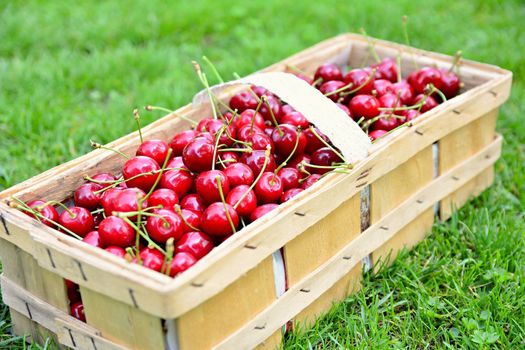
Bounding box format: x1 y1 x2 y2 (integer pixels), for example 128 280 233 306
0 33 512 349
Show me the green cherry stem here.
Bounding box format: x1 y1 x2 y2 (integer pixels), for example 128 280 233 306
145 105 198 127
133 109 144 143
232 146 271 211
309 127 348 164
202 56 224 84
360 28 381 63
90 140 130 159
173 205 200 232
122 217 167 255
216 175 236 234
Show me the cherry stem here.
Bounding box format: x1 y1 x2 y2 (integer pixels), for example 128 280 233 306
233 146 271 210
192 60 220 120
263 96 283 136
145 106 198 126
90 208 104 214
217 147 252 153
402 15 419 70
274 130 301 173
449 51 462 73
122 217 167 255
84 175 119 185
215 175 236 234
396 53 402 83
251 95 265 132
133 109 144 143
164 237 175 276
360 28 381 63
312 77 323 86
285 64 308 75
211 126 226 171
371 120 411 143
340 68 377 96
38 200 75 217
11 197 83 240
324 82 354 97
202 56 224 84
90 140 130 159
309 127 349 164
173 205 200 231
302 162 350 170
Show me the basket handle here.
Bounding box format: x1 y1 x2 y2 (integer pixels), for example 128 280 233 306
192 72 371 163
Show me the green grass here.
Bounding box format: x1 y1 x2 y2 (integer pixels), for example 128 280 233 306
0 0 523 348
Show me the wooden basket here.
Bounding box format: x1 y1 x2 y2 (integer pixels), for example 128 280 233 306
0 33 512 350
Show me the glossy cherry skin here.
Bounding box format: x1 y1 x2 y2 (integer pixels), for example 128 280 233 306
90 172 118 189
259 95 282 122
281 188 304 203
101 187 124 216
281 104 295 115
234 109 266 130
223 163 254 187
373 57 398 82
413 94 439 113
195 170 230 204
371 114 399 131
378 93 402 109
74 183 102 210
277 167 301 190
170 130 197 157
247 132 274 152
280 111 309 129
59 207 94 237
200 202 239 236
439 69 461 99
314 63 343 83
146 209 184 243
288 154 311 171
413 67 443 94
122 156 160 192
226 185 257 217
166 252 197 277
387 81 414 105
229 91 258 113
249 204 278 223
241 150 277 177
105 245 127 258
201 118 236 147
372 79 393 97
176 231 214 259
349 95 380 119
344 69 375 95
303 128 329 154
236 124 263 143
159 169 193 199
137 248 165 272
148 188 179 210
180 194 206 213
70 302 86 322
369 129 388 141
26 200 59 227
255 172 284 204
407 70 419 86
82 230 102 248
217 151 239 170
401 109 421 123
301 174 321 189
182 137 216 173
310 147 343 175
319 80 347 102
98 216 135 247
136 139 171 165
179 208 201 233
251 85 273 98
166 156 187 171
271 124 306 158
65 280 81 304
111 188 148 217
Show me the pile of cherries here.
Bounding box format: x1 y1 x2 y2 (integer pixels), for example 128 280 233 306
15 55 461 322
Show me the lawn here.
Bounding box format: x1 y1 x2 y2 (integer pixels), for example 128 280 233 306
0 0 524 348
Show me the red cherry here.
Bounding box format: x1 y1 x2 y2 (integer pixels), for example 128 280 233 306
251 85 274 98
200 202 239 236
280 111 310 129
180 194 206 213
148 188 179 210
344 69 375 95
166 156 187 171
281 188 304 203
303 128 329 154
259 95 282 123
281 104 295 115
137 247 165 272
229 91 258 113
413 67 443 94
58 207 94 237
247 132 274 152
319 80 347 102
310 147 343 175
26 200 59 227
112 188 148 217
234 109 266 130
136 139 171 165
170 130 197 157
195 170 230 204
401 109 421 123
439 69 461 99
249 204 278 223
176 231 214 259
65 280 80 304
241 150 277 177
159 169 193 198
98 216 135 247
146 209 184 243
89 172 118 189
74 183 102 210
101 187 124 216
373 79 394 97
70 302 86 322
371 114 399 131
236 124 263 143
378 93 403 109
182 137 215 173
223 163 254 187
413 94 439 113
166 252 197 277
217 151 239 169
104 245 127 258
407 70 418 86
372 58 398 83
314 63 343 83
179 208 202 233
255 172 284 204
369 129 388 141
82 230 102 248
226 185 257 217
271 124 306 158
201 119 236 147
264 125 275 138
387 81 414 105
277 167 301 190
293 72 313 85
288 154 311 171
301 174 321 189
349 95 380 119
122 156 160 192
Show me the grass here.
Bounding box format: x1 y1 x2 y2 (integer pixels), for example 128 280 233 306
0 0 523 348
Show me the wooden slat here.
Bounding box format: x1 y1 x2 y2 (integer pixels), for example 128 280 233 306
439 109 498 220
371 147 434 266
80 286 165 350
213 134 502 350
176 256 277 350
284 194 361 328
